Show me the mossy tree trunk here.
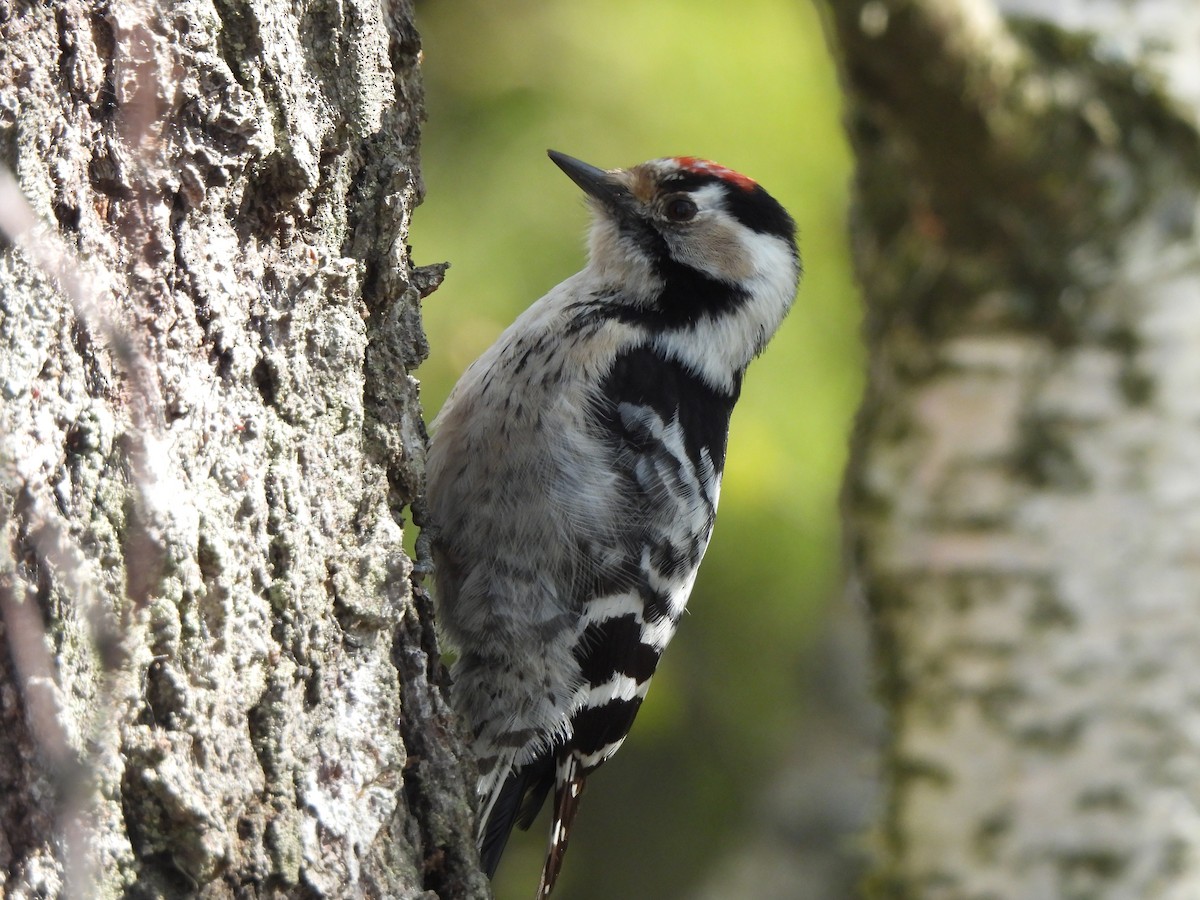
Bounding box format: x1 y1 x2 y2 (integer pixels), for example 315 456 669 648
0 0 485 896
826 1 1200 896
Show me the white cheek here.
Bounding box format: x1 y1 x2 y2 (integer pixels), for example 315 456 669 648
742 231 801 306
653 231 799 391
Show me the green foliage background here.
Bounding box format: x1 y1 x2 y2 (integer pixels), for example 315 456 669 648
411 1 862 896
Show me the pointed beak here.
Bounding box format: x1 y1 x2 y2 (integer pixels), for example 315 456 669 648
548 150 630 210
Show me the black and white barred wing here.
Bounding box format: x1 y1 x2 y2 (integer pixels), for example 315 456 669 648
568 346 736 770
528 349 738 895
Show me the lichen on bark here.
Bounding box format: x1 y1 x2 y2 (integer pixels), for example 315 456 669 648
827 0 1200 897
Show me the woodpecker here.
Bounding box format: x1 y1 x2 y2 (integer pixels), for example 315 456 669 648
425 150 800 897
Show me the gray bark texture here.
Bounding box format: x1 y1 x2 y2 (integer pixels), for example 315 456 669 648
826 1 1200 898
0 0 486 897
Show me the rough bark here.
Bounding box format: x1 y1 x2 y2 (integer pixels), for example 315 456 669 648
826 1 1200 897
0 0 484 897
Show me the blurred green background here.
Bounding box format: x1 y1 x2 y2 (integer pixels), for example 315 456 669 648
410 1 864 896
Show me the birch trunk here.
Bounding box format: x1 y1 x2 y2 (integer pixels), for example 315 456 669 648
0 0 485 896
827 1 1200 897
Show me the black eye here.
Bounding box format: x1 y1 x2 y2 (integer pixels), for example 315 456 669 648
664 195 698 222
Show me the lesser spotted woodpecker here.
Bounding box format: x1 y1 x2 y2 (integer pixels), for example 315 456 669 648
425 150 800 897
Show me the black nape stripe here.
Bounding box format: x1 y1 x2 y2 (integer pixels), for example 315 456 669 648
722 184 796 243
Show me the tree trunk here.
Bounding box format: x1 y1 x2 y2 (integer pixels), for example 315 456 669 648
0 1 485 897
827 0 1200 896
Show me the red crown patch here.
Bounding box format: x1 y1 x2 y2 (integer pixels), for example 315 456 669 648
673 157 758 192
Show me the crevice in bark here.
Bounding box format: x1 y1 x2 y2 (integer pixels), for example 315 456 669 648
138 658 173 728
393 590 484 899
252 357 279 408
88 6 117 122
210 0 261 92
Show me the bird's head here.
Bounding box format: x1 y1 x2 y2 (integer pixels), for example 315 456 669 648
548 150 799 318
548 151 800 386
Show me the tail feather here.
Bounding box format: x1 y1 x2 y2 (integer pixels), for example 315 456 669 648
478 754 554 878
536 755 588 899
516 761 555 832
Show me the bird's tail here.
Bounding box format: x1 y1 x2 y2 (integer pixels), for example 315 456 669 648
478 752 554 878
536 754 587 899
